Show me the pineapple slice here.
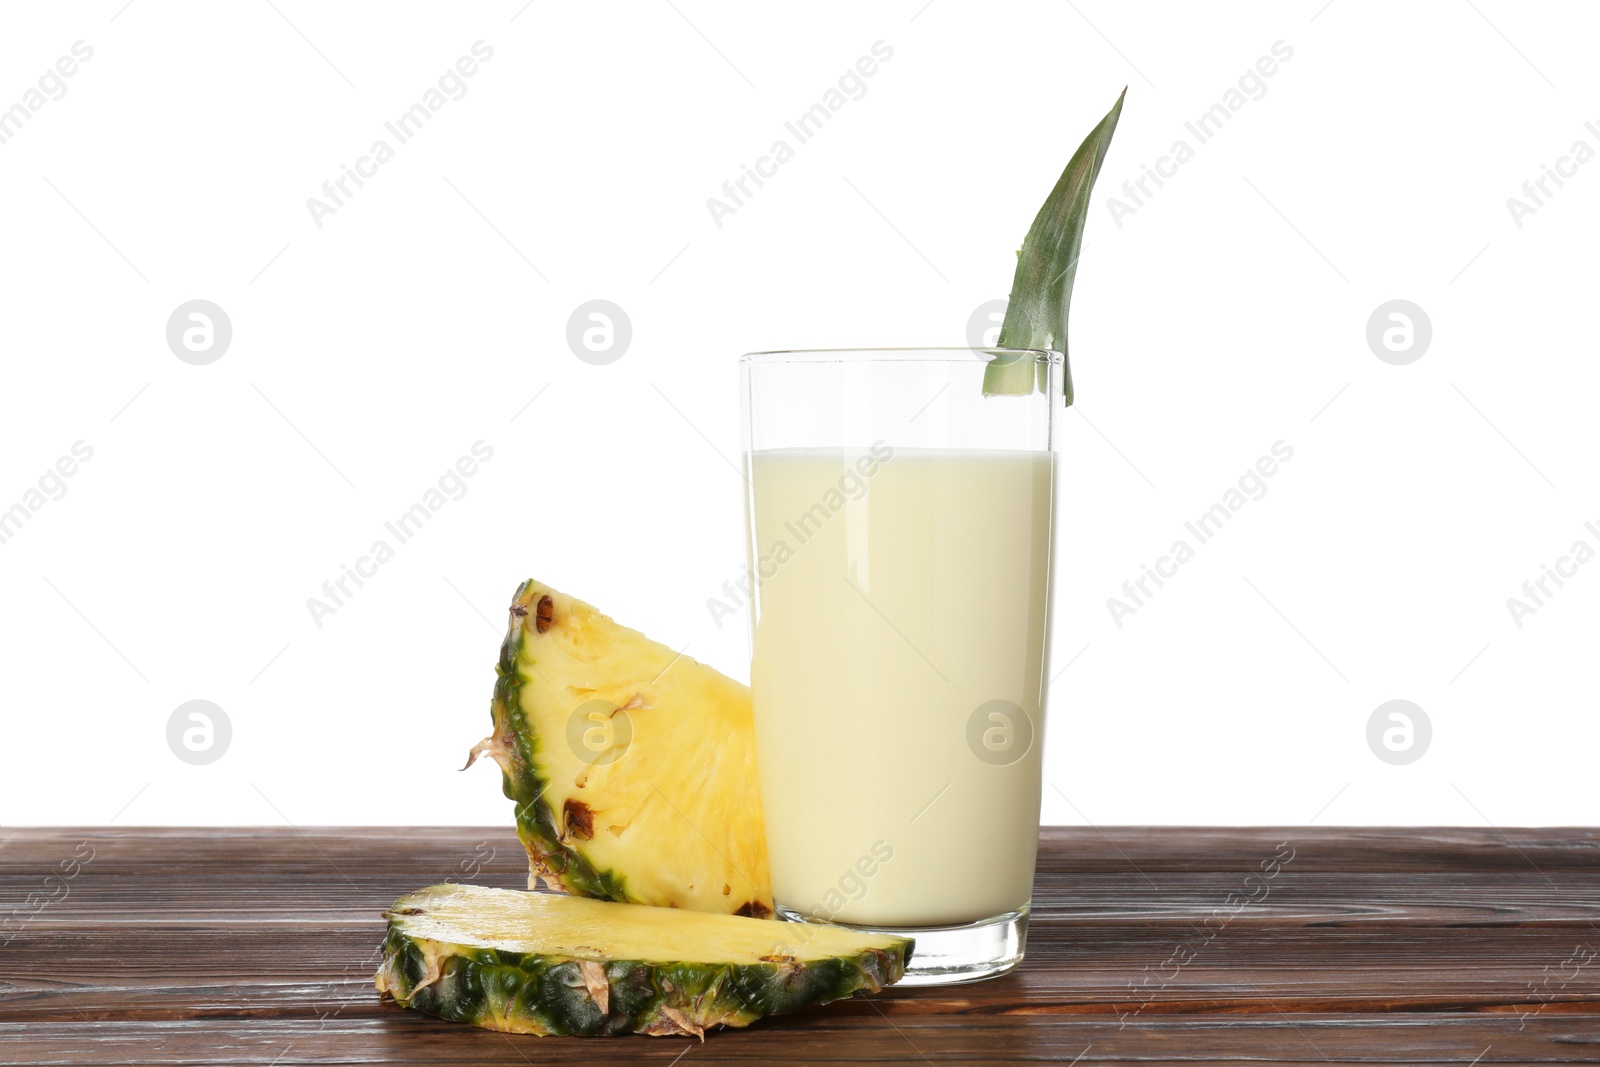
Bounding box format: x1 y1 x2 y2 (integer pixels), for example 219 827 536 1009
467 579 772 916
375 884 911 1037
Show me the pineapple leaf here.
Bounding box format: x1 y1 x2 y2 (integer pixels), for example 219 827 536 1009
986 88 1126 406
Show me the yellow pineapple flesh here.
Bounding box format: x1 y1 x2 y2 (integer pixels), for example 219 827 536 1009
467 579 772 916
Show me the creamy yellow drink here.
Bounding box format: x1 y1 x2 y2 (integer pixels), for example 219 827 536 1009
748 445 1054 928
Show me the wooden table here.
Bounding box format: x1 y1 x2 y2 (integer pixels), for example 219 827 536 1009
3 827 1598 1064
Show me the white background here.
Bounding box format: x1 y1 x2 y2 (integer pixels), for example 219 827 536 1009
1 1 1595 829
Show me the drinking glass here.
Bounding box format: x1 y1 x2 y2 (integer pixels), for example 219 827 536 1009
740 348 1060 984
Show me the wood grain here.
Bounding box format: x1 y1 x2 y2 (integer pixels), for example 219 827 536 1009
3 827 1599 1064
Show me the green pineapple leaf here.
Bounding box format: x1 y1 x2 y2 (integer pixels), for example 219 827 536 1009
986 88 1126 406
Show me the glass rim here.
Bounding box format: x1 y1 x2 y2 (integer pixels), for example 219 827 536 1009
740 346 1063 365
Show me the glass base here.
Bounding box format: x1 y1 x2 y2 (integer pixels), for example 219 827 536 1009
776 904 1028 986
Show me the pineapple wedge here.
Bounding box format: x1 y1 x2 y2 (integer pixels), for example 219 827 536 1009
467 579 772 916
375 884 911 1037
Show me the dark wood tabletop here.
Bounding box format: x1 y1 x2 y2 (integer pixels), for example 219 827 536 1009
3 826 1599 1065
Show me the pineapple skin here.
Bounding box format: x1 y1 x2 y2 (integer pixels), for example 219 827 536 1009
477 579 771 914
374 893 911 1038
486 583 621 902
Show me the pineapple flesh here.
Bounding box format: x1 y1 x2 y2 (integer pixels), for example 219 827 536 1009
375 884 911 1037
467 579 772 916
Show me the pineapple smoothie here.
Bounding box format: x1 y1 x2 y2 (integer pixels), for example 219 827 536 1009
748 446 1054 928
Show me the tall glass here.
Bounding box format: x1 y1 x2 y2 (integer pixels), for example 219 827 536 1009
740 348 1060 984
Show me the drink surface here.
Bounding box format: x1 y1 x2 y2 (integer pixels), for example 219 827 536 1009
748 446 1054 928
